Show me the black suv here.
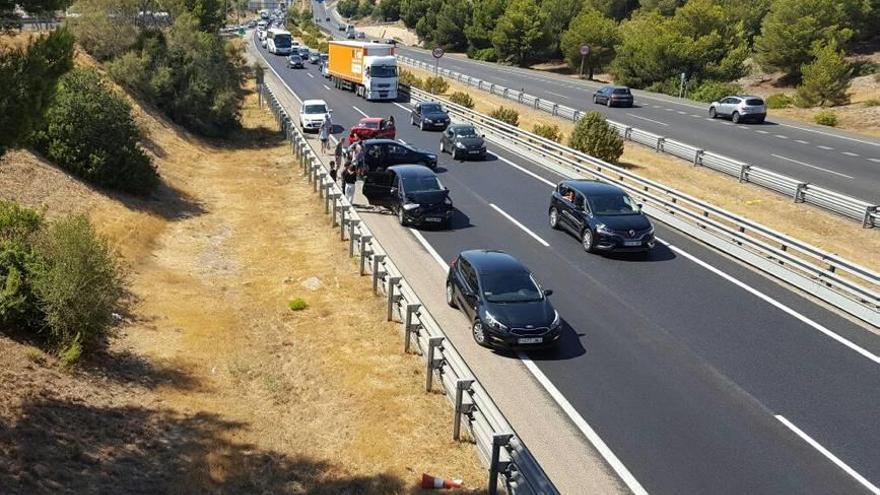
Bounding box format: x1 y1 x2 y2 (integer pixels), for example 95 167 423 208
359 139 438 170
446 250 561 349
548 180 654 253
440 124 486 160
410 102 450 130
362 165 454 228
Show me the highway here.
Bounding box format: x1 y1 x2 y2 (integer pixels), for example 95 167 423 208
315 2 880 204
254 31 880 494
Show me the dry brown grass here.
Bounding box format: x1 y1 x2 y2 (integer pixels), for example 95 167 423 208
405 65 880 272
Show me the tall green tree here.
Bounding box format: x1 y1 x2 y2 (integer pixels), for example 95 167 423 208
491 0 549 66
542 0 584 53
796 41 851 107
464 0 507 51
560 8 618 78
374 0 401 20
433 0 470 50
582 0 639 21
638 0 683 16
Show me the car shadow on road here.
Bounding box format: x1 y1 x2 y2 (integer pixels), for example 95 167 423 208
601 242 676 262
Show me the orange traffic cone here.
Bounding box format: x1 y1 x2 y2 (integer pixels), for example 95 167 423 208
421 473 463 489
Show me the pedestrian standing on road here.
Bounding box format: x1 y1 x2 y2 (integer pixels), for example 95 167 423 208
335 139 344 165
329 160 337 183
388 115 395 128
319 114 331 153
342 164 357 204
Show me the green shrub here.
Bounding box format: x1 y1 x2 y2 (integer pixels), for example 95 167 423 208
31 215 123 363
796 41 851 107
32 68 159 196
645 78 680 97
814 110 838 126
765 93 794 109
569 111 624 164
288 298 308 311
0 202 44 330
689 81 743 103
488 106 519 126
424 75 449 95
863 98 880 107
470 47 497 62
532 123 561 142
448 91 475 109
398 69 423 89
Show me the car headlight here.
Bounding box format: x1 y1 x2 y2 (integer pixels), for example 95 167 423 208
483 311 508 331
596 223 613 234
455 142 466 149
402 203 420 211
427 154 437 160
423 118 432 123
550 310 561 329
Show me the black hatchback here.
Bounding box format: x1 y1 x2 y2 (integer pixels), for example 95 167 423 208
410 102 450 130
548 180 654 253
446 250 561 349
359 139 438 171
592 86 633 107
362 165 454 228
440 124 486 160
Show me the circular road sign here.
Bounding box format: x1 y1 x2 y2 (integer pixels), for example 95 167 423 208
432 47 445 59
580 44 591 56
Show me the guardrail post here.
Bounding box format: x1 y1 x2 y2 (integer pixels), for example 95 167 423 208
534 98 540 109
404 303 421 353
359 235 372 275
502 88 508 98
348 219 360 255
453 379 475 440
572 110 581 122
862 206 877 229
316 171 325 194
624 126 633 140
386 276 401 321
488 433 513 495
793 183 807 203
339 207 348 239
656 137 665 152
693 149 704 167
323 185 333 212
738 164 751 182
551 103 558 116
425 336 444 391
329 193 340 224
371 254 386 293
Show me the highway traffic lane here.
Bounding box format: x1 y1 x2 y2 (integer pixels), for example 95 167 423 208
264 45 880 492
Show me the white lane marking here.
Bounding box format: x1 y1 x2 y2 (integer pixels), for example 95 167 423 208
393 102 411 112
818 145 834 150
652 105 661 109
755 130 769 134
323 84 331 91
495 155 557 187
690 114 701 118
307 73 314 78
775 415 880 494
795 139 809 144
677 110 687 115
775 134 788 139
351 105 368 117
489 203 550 247
770 154 853 179
869 158 880 163
664 108 674 112
705 117 715 121
842 151 859 157
545 90 569 99
777 122 880 148
398 139 407 144
660 239 877 364
408 227 650 495
738 125 749 129
626 113 669 127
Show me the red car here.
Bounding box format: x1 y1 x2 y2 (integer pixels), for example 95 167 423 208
347 117 395 144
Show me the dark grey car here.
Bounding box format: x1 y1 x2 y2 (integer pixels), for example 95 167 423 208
592 86 633 107
440 124 486 160
410 102 450 130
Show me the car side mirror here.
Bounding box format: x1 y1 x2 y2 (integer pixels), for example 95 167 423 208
543 289 553 297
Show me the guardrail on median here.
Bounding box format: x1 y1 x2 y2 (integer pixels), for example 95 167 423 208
403 86 880 328
258 81 560 495
396 56 879 229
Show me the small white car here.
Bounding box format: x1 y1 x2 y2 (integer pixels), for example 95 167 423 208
299 99 330 132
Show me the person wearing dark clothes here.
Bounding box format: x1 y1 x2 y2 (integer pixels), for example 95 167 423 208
342 164 357 204
329 160 337 183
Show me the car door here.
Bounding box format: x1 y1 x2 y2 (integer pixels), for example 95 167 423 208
442 128 453 150
572 191 590 233
411 104 421 124
722 97 739 116
458 261 480 320
557 185 577 231
362 170 396 208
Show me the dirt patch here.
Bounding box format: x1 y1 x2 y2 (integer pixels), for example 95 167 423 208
0 75 486 492
354 22 421 47
404 64 880 272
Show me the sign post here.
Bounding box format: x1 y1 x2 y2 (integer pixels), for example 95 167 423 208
432 47 445 75
579 44 591 80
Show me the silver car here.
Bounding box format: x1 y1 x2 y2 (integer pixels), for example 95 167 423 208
709 96 766 124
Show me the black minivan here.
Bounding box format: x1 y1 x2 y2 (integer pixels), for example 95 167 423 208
446 250 561 349
362 165 454 228
548 180 654 253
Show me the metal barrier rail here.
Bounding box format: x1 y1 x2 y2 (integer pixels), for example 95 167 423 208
396 56 879 229
258 81 559 495
404 86 880 327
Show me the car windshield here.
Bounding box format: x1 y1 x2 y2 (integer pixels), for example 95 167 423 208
273 34 291 48
361 121 380 129
367 65 397 78
304 104 326 114
588 193 639 215
401 174 441 192
613 88 631 95
481 272 543 303
290 55 301 61
421 104 442 113
745 98 764 106
454 127 477 137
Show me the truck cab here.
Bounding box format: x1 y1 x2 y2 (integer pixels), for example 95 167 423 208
363 55 398 100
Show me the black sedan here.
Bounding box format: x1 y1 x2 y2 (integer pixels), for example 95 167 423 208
410 102 450 130
359 139 438 171
592 86 634 107
362 165 454 228
446 250 561 349
548 180 654 253
440 124 486 160
287 54 304 69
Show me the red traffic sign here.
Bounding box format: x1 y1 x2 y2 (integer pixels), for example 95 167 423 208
432 47 445 59
580 44 591 56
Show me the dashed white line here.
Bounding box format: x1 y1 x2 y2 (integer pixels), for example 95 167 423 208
664 108 674 112
489 204 550 246
307 73 314 78
775 134 788 139
738 125 749 129
818 145 834 150
677 110 687 115
690 114 702 118
775 415 880 494
842 151 859 157
351 105 368 117
755 130 769 134
869 158 880 163
795 139 810 144
323 84 331 91
771 153 853 179
652 105 661 109
545 90 569 99
495 155 557 187
626 113 669 126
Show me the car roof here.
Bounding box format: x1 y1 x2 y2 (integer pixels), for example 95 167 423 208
362 138 404 146
302 99 327 106
562 179 625 195
387 164 435 176
461 250 529 274
727 95 763 100
359 117 383 123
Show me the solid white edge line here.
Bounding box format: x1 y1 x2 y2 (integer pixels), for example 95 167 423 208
770 153 854 179
489 203 550 247
408 227 650 495
658 238 880 365
775 415 880 494
393 102 411 112
495 155 557 187
351 105 368 117
626 113 669 126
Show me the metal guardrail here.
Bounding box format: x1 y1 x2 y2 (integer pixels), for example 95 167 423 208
404 86 880 327
258 81 560 495
396 56 880 229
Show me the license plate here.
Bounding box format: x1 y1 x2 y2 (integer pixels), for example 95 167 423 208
425 217 442 223
518 337 543 344
624 241 642 247
468 150 480 154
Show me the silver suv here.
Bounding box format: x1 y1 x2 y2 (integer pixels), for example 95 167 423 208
709 95 766 124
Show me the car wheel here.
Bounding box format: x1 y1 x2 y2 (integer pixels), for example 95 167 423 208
452 148 460 160
581 228 595 253
593 96 598 104
709 107 717 118
732 111 741 124
411 115 415 125
756 117 765 124
398 207 406 225
472 320 489 347
446 282 457 308
549 207 560 230
420 120 425 131
439 141 445 153
607 98 613 108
